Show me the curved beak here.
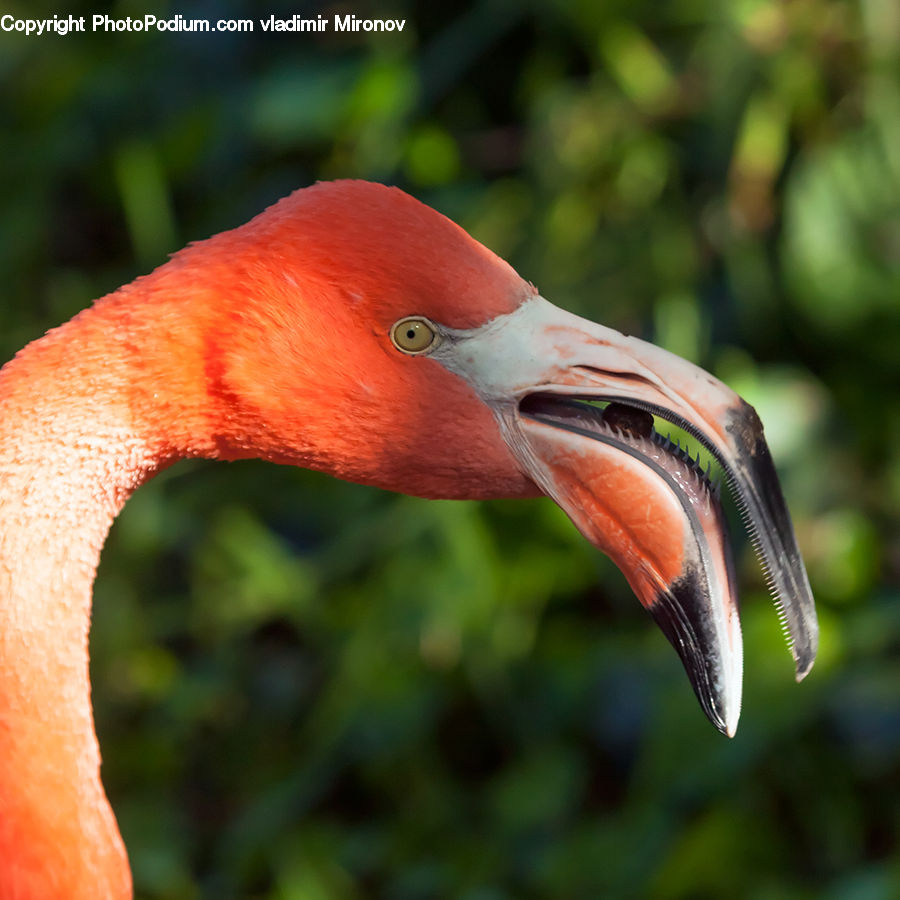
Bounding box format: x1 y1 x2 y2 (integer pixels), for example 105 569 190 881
435 296 817 736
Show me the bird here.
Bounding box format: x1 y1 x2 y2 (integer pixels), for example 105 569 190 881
0 180 817 898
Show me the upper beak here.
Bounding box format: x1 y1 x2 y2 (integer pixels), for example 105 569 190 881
435 295 817 736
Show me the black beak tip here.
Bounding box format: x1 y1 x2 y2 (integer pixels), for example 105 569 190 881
648 573 742 738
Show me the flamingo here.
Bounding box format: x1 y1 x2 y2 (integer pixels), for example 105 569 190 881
0 180 816 898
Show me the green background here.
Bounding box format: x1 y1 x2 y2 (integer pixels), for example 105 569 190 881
2 1 898 897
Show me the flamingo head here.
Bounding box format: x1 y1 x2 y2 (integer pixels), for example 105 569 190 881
186 180 816 736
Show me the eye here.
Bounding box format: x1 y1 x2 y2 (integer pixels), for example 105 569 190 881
390 317 439 354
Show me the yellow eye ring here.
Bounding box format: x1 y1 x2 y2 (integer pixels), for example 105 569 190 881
390 317 439 355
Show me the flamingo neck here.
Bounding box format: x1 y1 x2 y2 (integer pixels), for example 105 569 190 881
0 250 369 897
0 297 210 898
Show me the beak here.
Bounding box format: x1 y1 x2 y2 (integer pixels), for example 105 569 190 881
435 296 817 736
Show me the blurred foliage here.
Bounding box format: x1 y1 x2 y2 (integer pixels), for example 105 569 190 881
2 0 899 897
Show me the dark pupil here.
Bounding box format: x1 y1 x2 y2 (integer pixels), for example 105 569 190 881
406 328 416 340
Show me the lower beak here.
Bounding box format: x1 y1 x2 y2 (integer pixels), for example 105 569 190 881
517 395 743 735
440 296 817 736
